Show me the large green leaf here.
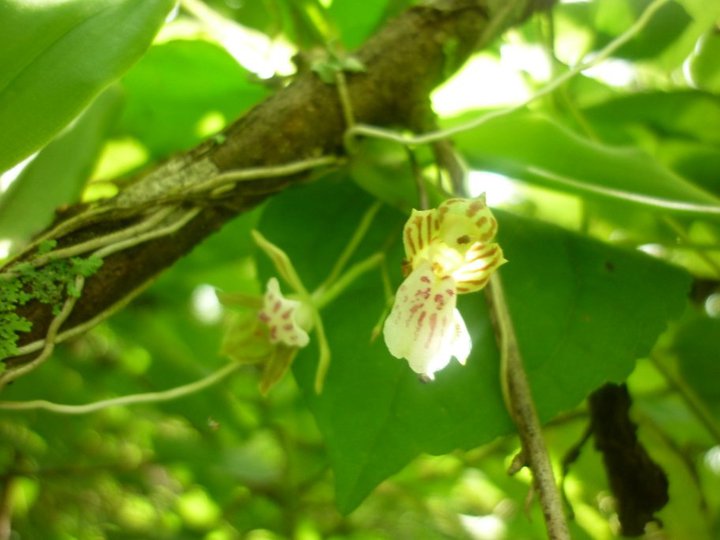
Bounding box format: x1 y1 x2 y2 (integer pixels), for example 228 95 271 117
0 0 174 172
583 90 720 149
688 29 720 93
257 179 690 512
450 111 720 217
672 314 720 414
328 0 397 49
0 86 122 250
117 39 268 157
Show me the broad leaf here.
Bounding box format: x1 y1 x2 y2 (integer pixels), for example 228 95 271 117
0 0 174 172
583 91 720 149
118 39 268 157
688 29 720 93
257 179 690 512
0 86 122 250
450 111 720 217
672 314 720 414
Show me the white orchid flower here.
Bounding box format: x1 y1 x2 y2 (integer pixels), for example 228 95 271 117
384 196 505 379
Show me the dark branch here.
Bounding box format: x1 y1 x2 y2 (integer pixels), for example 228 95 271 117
2 1 548 374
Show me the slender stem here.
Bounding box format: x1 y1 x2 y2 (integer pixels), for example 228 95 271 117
193 155 343 195
21 207 175 270
312 309 332 394
650 353 720 445
662 216 720 278
485 272 570 540
315 252 384 310
347 0 672 146
318 201 382 293
0 361 243 414
0 275 85 389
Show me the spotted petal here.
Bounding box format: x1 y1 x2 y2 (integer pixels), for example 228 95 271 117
403 208 438 272
258 278 310 348
383 261 471 379
436 195 498 252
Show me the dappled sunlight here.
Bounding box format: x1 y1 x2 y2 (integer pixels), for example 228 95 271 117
468 171 520 207
195 110 227 138
432 53 532 116
705 293 720 318
191 284 223 325
0 153 36 193
704 446 720 475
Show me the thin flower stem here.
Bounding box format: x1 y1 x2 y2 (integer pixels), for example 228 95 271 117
315 252 384 310
0 361 243 414
485 272 570 540
312 310 332 394
318 202 382 296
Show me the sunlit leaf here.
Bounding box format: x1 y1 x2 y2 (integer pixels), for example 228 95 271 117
0 86 122 250
688 29 720 93
450 111 720 217
0 0 175 172
117 39 268 157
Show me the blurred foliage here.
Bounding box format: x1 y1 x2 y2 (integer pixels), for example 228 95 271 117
1 0 720 539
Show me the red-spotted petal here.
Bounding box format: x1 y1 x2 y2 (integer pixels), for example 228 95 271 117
383 261 471 379
258 278 310 348
403 208 438 271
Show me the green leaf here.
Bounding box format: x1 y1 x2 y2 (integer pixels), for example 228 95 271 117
328 0 393 49
688 29 720 93
450 110 720 217
0 0 174 172
593 0 691 60
583 91 720 149
673 314 720 413
117 39 268 157
257 179 690 512
0 86 122 249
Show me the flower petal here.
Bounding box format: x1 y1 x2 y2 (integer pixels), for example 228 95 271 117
258 278 310 348
449 308 471 366
436 195 498 250
403 208 438 272
453 242 506 294
383 261 470 379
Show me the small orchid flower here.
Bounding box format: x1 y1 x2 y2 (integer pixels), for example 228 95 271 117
258 278 311 348
384 196 505 379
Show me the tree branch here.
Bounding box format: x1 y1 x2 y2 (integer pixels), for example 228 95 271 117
1 1 548 378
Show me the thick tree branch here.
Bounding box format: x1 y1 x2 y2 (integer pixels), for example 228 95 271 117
1 1 548 375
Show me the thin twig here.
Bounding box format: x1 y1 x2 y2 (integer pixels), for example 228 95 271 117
317 201 382 293
0 275 85 389
16 207 176 271
346 0 672 146
0 361 243 414
485 272 570 540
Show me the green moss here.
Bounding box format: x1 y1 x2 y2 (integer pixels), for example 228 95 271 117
0 253 104 359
